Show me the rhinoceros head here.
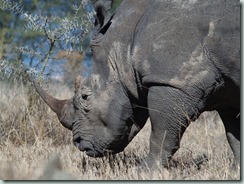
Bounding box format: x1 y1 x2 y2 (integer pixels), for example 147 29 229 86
34 0 149 157
34 70 143 157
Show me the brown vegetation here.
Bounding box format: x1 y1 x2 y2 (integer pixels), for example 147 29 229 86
56 51 87 85
0 81 240 180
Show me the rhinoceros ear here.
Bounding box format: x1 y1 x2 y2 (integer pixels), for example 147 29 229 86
93 0 113 30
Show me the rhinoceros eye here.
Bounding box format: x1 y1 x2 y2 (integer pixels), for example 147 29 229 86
82 94 89 100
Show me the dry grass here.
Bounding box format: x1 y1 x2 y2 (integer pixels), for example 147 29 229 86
0 80 240 180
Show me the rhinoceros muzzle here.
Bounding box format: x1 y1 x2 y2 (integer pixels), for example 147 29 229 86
73 135 106 157
73 133 125 157
73 137 98 157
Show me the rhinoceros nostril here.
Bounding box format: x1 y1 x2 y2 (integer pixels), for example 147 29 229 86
79 141 92 152
73 136 82 148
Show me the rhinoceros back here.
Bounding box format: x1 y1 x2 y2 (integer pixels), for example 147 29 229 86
130 0 240 87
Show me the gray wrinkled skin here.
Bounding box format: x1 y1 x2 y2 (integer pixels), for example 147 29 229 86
35 0 240 168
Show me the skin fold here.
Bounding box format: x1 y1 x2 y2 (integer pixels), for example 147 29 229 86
34 0 240 168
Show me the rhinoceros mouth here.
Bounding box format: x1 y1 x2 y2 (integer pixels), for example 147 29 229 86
73 136 103 157
73 135 125 157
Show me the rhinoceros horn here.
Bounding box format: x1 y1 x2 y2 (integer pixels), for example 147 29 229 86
33 81 68 117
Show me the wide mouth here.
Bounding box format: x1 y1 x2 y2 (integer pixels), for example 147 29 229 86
73 135 102 157
73 135 125 157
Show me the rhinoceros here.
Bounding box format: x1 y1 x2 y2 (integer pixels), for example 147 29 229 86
34 0 240 168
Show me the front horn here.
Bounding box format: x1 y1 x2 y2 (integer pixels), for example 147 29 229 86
33 81 67 116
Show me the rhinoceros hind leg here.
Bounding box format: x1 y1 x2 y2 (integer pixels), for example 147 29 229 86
218 108 240 167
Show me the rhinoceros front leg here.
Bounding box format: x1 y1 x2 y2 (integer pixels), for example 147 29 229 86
143 86 199 168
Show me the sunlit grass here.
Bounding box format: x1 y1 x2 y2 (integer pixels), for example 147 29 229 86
0 81 240 180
